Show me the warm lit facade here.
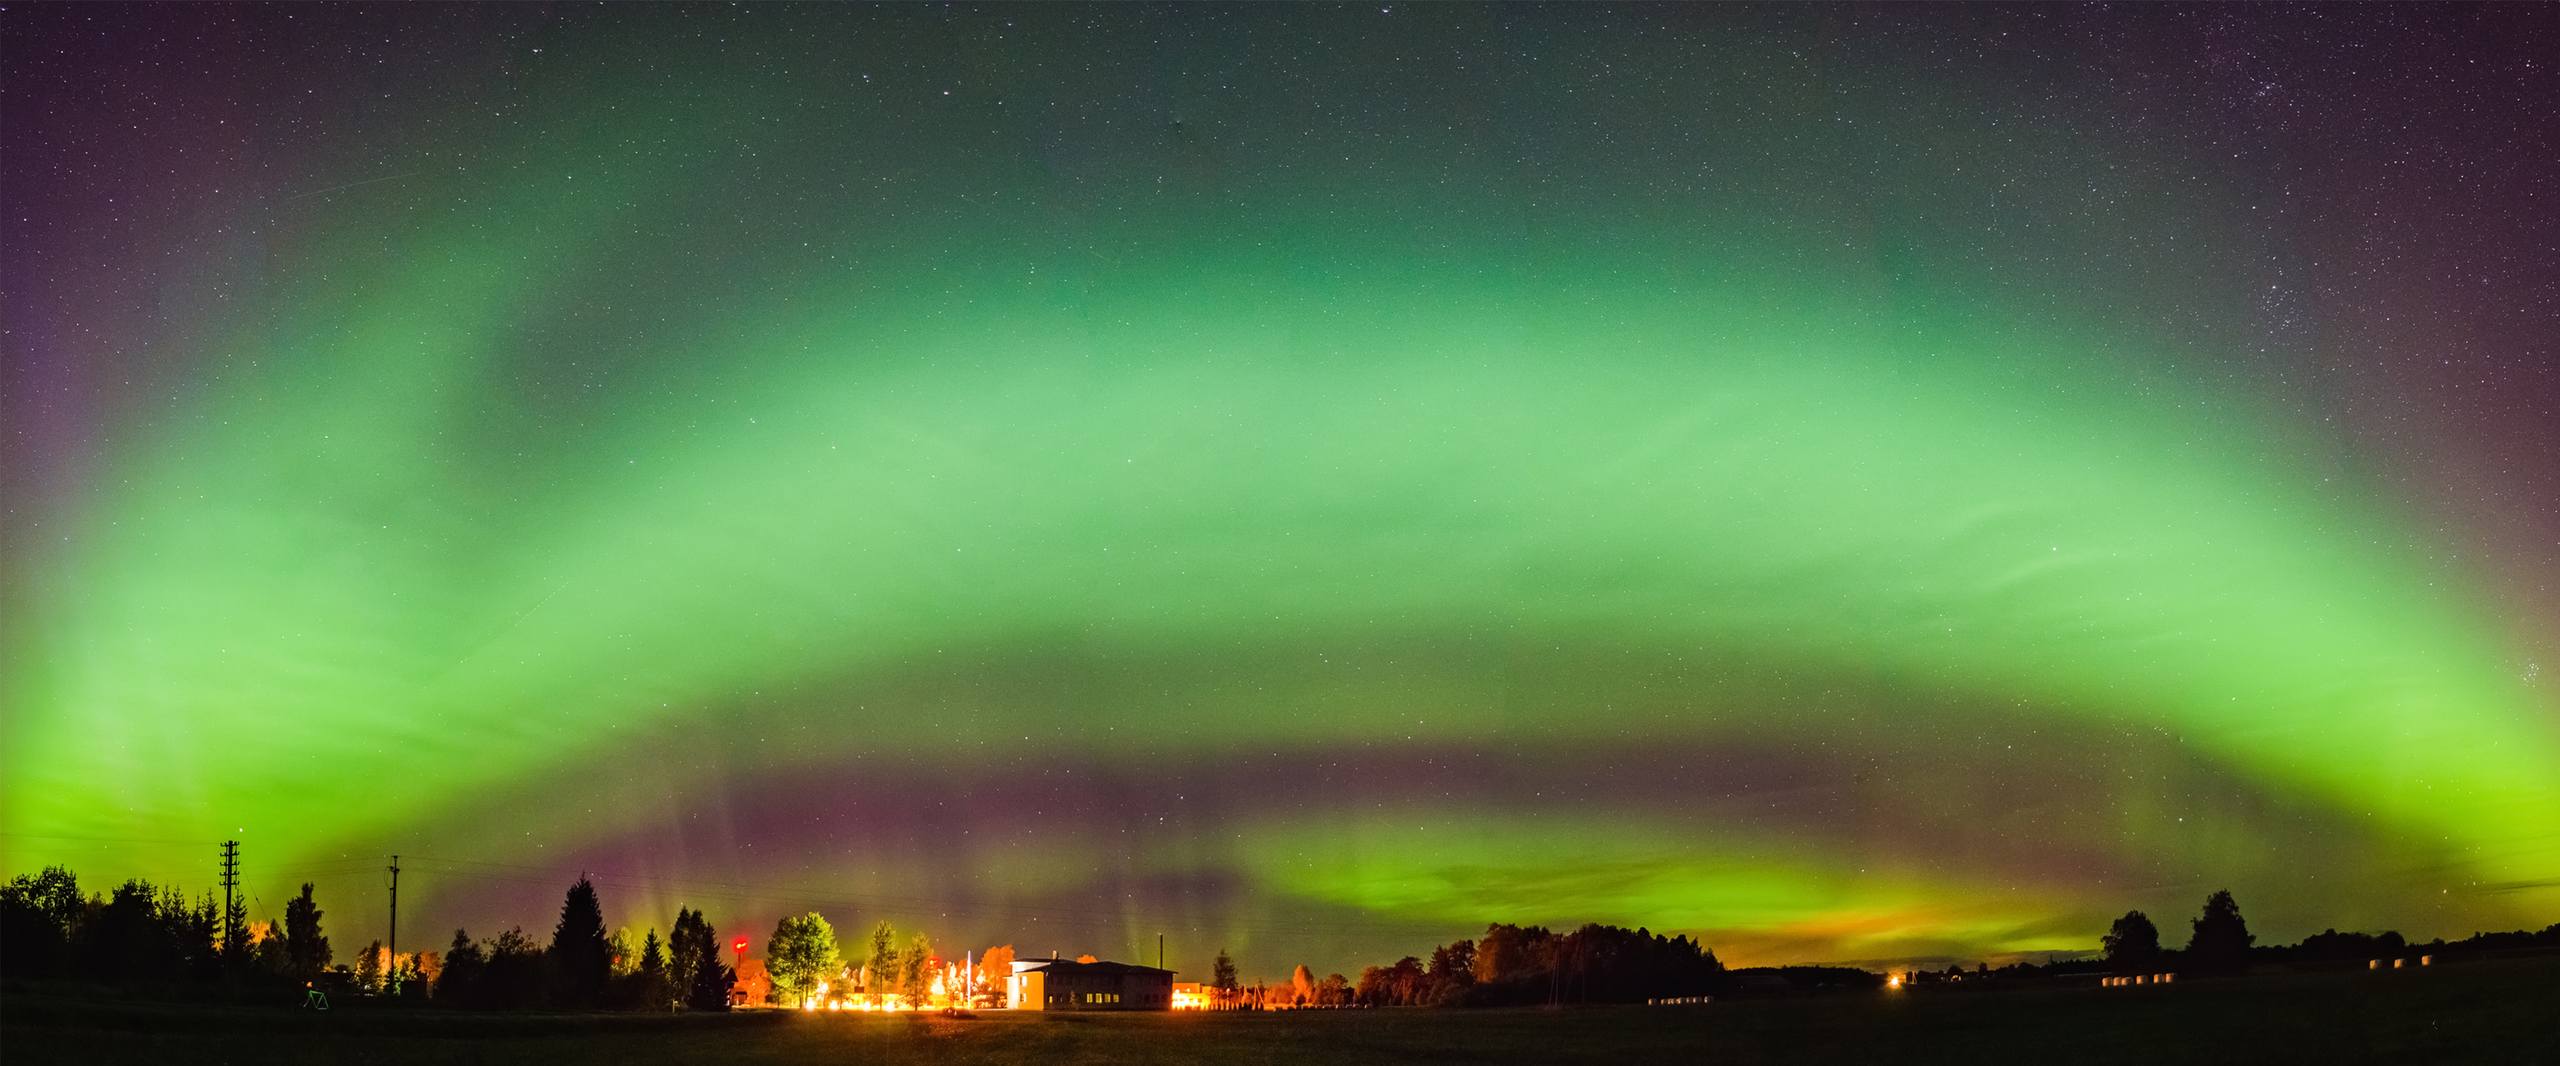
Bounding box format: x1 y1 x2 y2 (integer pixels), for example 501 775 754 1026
1007 958 1175 1011
730 958 771 1008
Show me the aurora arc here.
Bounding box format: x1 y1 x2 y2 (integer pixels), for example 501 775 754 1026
4 7 2555 974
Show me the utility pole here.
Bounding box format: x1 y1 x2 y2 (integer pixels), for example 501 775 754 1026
219 840 240 953
386 854 401 978
1158 933 1165 971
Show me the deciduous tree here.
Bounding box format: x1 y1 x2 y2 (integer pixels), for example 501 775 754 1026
866 920 899 1003
2102 910 2161 969
767 912 841 1008
2186 889 2255 974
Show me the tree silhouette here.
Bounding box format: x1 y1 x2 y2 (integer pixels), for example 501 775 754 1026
1212 948 1240 1007
219 890 250 973
668 908 710 1006
484 927 548 1008
283 882 332 983
395 953 430 1001
436 928 483 1006
549 876 611 1008
1425 939 1476 1005
686 939 734 1011
2102 910 2162 969
1 867 81 979
2186 889 2256 975
251 916 292 978
1352 923 1718 1006
662 907 728 1010
634 928 671 1011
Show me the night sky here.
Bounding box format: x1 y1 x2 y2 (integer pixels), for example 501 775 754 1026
4 4 2556 977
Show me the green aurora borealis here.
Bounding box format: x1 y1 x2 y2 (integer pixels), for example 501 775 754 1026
5 6 2556 974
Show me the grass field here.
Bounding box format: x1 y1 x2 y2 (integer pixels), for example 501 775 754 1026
6 955 2556 1065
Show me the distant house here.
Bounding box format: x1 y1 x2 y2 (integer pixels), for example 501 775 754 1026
1008 958 1175 1011
730 958 771 1008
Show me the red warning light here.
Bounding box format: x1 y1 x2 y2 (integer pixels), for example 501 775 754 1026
732 937 749 954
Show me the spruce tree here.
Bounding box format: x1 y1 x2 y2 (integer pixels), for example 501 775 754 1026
2186 889 2256 975
688 912 732 1010
667 908 702 999
549 876 611 1007
638 928 671 1011
437 928 483 1006
283 883 331 982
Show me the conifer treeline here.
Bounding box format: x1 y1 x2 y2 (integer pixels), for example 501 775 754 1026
0 865 733 1011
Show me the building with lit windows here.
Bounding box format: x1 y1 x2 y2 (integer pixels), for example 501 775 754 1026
1006 958 1175 1011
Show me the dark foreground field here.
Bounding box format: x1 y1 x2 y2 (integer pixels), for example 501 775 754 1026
7 955 2557 1065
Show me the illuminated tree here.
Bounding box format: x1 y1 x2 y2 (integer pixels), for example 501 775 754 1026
1387 956 1425 1005
395 953 432 1001
900 932 934 1006
978 944 1016 1007
767 912 842 1008
606 927 636 978
1354 965 1388 1006
1319 972 1350 1007
356 939 386 992
866 920 899 1004
1472 924 1550 986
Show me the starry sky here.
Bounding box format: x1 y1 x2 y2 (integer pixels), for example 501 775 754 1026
4 4 2557 975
